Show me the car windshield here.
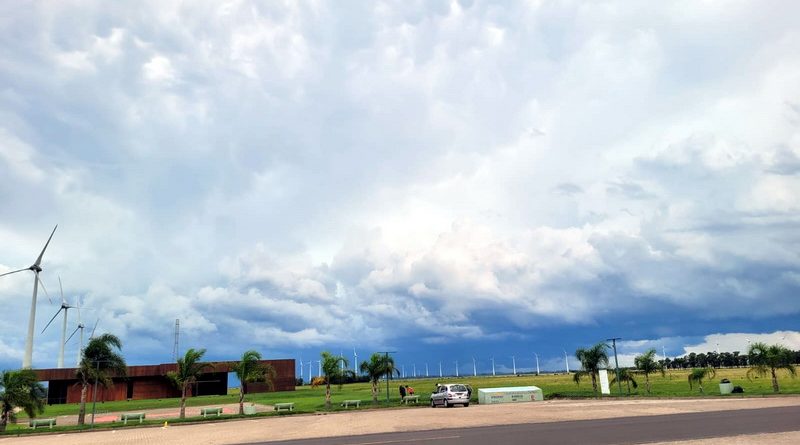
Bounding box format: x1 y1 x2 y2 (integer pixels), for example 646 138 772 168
450 384 467 392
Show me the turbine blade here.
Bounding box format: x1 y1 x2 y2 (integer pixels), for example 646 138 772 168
34 225 58 267
36 273 51 304
41 307 63 333
90 318 99 338
58 276 65 304
0 268 28 278
66 326 80 343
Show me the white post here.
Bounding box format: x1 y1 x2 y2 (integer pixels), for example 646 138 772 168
512 356 516 375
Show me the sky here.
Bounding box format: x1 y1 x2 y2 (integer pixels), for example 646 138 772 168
1 0 799 378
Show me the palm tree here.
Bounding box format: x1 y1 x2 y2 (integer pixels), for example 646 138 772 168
0 369 46 432
75 333 127 425
168 348 213 418
610 368 638 395
634 349 665 394
360 353 399 405
320 351 355 409
573 343 610 397
234 350 276 415
687 367 716 393
747 342 797 392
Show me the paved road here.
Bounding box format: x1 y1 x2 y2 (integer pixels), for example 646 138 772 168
245 405 800 445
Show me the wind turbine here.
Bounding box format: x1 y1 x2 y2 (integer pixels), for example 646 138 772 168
454 360 459 377
316 360 321 378
564 350 570 373
0 225 57 368
511 356 516 375
472 357 477 376
299 355 303 382
65 296 85 366
491 357 496 376
438 361 442 378
41 276 74 368
353 348 358 373
413 364 416 378
425 363 429 377
533 352 540 376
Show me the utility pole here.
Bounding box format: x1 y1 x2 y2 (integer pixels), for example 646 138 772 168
377 351 396 403
607 338 622 396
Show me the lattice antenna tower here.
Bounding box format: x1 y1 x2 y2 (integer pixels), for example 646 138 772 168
173 319 180 361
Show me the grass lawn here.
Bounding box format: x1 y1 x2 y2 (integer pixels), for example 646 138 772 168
4 367 797 434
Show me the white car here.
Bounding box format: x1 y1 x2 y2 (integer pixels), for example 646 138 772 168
430 383 470 407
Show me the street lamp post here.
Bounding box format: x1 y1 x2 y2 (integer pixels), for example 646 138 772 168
607 338 623 396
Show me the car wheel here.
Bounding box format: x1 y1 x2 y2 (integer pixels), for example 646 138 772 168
464 402 469 407
444 400 450 408
431 399 436 408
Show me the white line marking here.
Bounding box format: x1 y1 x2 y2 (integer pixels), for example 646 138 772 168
345 435 461 445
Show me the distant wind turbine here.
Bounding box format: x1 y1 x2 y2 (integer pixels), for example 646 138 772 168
564 350 570 373
0 225 57 368
439 361 442 378
425 363 429 377
65 296 85 366
40 276 74 368
353 348 358 373
533 352 540 376
491 357 496 376
511 356 516 375
455 360 459 377
472 357 477 377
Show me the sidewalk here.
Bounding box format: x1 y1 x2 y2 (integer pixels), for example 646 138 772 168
2 397 799 445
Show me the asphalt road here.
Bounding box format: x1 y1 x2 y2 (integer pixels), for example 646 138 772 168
242 405 800 445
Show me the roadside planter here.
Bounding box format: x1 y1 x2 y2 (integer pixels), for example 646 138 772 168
478 386 543 404
719 379 733 395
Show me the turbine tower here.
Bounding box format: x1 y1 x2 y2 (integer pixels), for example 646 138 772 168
511 356 516 375
41 276 74 368
491 357 496 376
472 357 477 376
564 350 570 373
533 352 540 376
353 348 358 373
438 361 442 378
425 363 429 377
0 225 57 368
455 360 459 377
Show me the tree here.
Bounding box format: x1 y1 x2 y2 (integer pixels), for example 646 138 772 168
747 342 796 393
168 348 212 418
573 343 610 397
610 368 638 395
687 368 715 393
320 351 355 409
634 349 665 394
359 353 399 404
233 350 276 415
75 333 127 425
0 369 46 432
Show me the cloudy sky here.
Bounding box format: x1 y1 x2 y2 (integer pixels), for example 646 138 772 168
1 0 799 376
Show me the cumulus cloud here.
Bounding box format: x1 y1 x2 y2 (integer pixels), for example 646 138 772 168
0 1 799 368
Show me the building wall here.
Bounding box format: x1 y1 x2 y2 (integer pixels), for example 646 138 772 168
38 359 295 404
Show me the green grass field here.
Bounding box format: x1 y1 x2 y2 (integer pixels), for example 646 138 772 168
4 367 797 434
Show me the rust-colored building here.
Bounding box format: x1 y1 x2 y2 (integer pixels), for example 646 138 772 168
34 359 295 404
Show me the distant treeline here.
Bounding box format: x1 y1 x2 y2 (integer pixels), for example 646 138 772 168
663 349 800 369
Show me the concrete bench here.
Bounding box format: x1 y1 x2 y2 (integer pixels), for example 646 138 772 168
274 402 295 412
402 395 419 404
29 418 56 429
340 399 361 408
200 407 223 418
120 412 145 424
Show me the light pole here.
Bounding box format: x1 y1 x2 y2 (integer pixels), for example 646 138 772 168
607 337 622 396
533 353 540 376
563 350 570 373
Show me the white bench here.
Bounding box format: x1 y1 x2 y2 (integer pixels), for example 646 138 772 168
274 402 295 412
29 418 56 429
120 412 145 424
200 407 223 417
340 399 361 408
402 395 419 404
